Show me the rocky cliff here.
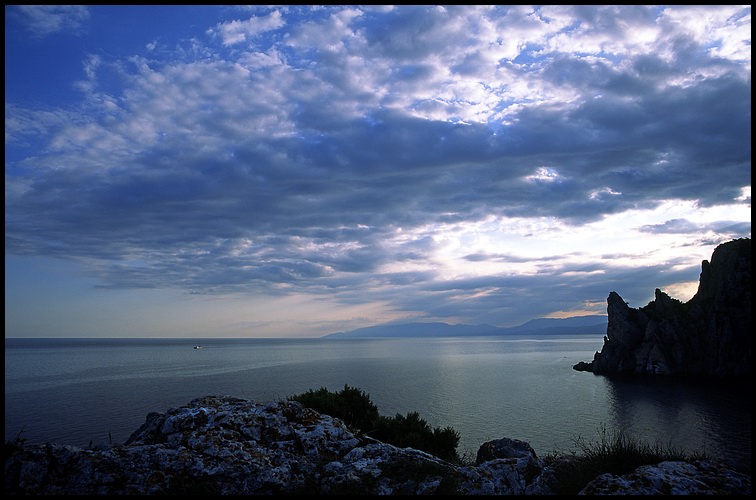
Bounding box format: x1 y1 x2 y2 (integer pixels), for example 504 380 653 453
4 396 750 495
574 238 751 377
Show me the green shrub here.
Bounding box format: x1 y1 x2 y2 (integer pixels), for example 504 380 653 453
371 411 460 463
289 384 379 433
289 385 460 463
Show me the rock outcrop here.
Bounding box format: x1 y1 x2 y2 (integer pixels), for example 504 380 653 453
4 396 750 495
574 238 751 377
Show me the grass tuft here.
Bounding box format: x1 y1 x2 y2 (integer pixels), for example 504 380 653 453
543 423 708 495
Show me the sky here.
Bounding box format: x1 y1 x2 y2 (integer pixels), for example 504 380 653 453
4 5 751 339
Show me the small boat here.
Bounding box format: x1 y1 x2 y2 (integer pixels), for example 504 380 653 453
193 345 202 349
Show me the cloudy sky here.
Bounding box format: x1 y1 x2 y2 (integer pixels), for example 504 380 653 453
5 5 751 338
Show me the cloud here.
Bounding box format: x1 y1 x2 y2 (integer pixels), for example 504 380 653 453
11 5 90 38
638 218 752 236
210 10 285 46
5 5 751 331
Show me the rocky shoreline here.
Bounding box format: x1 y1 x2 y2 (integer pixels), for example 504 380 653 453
5 395 750 495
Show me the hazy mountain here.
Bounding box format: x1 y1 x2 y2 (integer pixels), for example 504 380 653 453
323 315 607 339
506 316 609 333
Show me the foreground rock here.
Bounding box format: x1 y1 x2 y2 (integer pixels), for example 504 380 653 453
574 238 751 377
4 396 750 495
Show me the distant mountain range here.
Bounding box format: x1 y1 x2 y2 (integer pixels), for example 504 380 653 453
323 315 608 339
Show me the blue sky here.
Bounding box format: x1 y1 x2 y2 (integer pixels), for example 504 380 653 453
5 5 751 338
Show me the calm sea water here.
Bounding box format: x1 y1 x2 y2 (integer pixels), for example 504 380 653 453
4 336 751 471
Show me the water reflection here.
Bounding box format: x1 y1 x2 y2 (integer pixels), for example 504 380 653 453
603 375 751 471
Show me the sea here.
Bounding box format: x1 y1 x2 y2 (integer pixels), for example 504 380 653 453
4 335 751 472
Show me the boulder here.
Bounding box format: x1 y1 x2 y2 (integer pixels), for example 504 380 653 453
579 460 752 495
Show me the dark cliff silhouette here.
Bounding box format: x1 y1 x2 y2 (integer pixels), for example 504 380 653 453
574 238 751 378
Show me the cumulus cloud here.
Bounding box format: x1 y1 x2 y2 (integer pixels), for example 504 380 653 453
210 10 286 46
